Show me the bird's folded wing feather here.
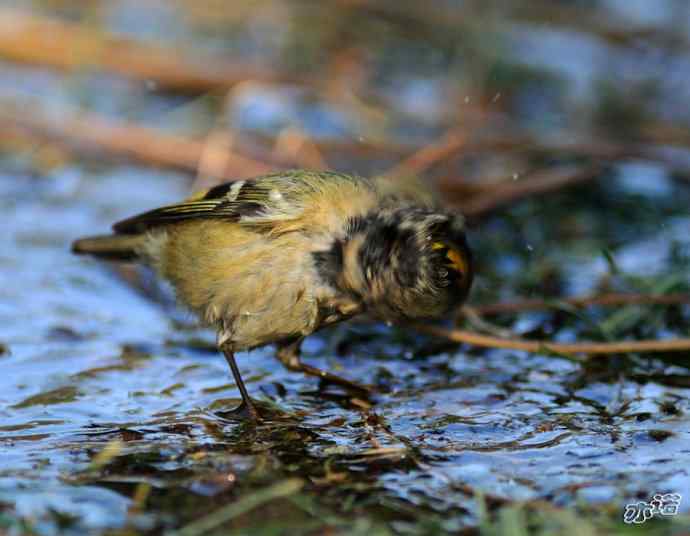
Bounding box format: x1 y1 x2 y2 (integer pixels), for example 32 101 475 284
113 171 374 235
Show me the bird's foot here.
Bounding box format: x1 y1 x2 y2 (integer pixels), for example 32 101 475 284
217 398 263 423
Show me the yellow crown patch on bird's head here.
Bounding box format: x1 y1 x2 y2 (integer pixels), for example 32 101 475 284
432 241 470 276
348 208 473 321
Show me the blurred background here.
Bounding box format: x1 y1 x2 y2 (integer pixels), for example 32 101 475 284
1 1 690 534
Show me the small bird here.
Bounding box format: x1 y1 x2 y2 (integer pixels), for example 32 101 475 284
72 170 473 420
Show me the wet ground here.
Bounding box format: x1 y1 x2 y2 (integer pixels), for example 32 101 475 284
2 157 690 534
1 1 690 534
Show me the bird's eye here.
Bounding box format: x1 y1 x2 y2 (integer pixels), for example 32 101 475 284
432 242 467 276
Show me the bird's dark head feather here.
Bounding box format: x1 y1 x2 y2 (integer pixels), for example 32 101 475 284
341 208 473 321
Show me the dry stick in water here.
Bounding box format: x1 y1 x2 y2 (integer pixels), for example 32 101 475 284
417 324 690 355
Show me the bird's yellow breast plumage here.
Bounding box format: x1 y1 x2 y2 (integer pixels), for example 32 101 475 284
132 172 380 349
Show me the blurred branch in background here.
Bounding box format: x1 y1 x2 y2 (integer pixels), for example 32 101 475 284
0 7 300 93
1 6 689 180
0 101 276 179
0 99 606 218
334 0 690 51
458 164 606 218
474 292 690 316
505 1 690 50
4 99 690 219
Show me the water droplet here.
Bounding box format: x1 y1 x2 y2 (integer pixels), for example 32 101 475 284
526 244 534 252
464 96 470 104
512 173 520 180
492 92 501 102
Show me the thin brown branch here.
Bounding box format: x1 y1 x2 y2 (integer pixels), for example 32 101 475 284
272 127 330 170
337 0 690 52
474 292 690 316
193 130 239 191
244 128 690 167
505 1 690 51
457 164 605 217
0 105 635 218
382 129 467 179
0 8 299 93
0 103 276 178
416 324 690 355
2 96 687 220
641 122 690 151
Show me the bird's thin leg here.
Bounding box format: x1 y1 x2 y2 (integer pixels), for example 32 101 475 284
276 337 372 394
221 346 261 422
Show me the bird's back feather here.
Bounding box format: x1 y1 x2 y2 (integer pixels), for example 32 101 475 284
112 171 377 236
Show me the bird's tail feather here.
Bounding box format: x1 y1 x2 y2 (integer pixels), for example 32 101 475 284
71 234 144 261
